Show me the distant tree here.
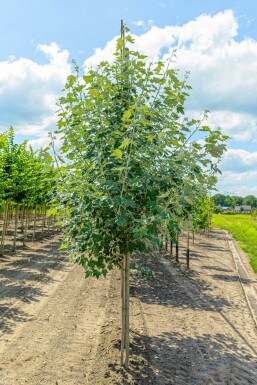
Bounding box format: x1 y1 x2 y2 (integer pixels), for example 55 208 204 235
231 196 243 206
214 205 222 214
212 193 226 206
243 195 257 208
193 197 214 230
223 196 235 208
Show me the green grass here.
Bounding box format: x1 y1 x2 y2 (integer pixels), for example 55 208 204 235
212 214 257 272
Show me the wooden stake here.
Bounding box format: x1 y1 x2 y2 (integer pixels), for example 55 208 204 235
124 253 130 368
176 233 179 262
120 256 126 366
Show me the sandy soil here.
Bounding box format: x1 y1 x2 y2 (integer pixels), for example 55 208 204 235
0 234 111 385
1 229 257 385
88 229 257 385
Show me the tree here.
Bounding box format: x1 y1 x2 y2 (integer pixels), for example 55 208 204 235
231 195 243 206
243 195 257 208
252 209 257 220
0 127 56 253
193 196 214 231
212 193 226 207
55 22 227 367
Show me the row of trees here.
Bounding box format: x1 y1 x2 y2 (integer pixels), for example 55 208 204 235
55 23 227 367
212 193 257 208
0 127 57 253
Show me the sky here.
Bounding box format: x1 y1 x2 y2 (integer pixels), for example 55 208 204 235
0 0 257 196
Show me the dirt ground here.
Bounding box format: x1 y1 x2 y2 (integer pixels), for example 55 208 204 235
1 229 257 385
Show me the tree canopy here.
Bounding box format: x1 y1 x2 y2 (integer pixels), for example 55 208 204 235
0 127 56 205
55 29 228 278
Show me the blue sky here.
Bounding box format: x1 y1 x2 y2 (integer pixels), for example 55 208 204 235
0 0 257 196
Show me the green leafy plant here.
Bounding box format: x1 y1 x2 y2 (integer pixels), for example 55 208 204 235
0 128 56 253
55 21 227 367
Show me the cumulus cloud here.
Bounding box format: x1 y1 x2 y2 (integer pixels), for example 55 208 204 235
132 19 155 30
217 170 257 196
84 10 257 143
206 111 257 141
215 149 257 195
132 20 144 27
28 133 62 152
221 149 257 172
0 42 70 135
28 136 51 151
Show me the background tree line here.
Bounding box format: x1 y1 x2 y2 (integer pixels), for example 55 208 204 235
212 193 257 208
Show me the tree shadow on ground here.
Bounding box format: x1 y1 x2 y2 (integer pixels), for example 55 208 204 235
0 236 67 334
110 331 257 385
211 273 257 285
130 255 231 312
202 265 234 273
0 304 31 334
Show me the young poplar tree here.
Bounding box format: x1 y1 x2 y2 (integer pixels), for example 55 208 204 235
56 22 227 367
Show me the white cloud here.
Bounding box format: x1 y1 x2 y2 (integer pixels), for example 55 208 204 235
14 114 58 137
0 42 70 136
216 149 257 196
206 111 257 141
28 136 51 151
221 149 257 172
132 19 155 30
217 170 257 196
28 133 62 152
84 10 257 142
132 20 144 27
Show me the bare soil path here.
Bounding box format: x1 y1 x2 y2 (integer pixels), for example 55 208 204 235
89 229 257 385
0 235 111 385
1 229 257 385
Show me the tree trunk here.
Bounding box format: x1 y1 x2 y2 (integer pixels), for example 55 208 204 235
21 205 25 233
47 216 50 235
23 206 29 246
13 204 19 251
33 205 37 242
1 199 9 255
42 205 46 238
186 231 190 269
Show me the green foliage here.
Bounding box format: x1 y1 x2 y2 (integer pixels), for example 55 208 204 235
214 205 222 214
193 197 214 230
56 29 227 278
0 127 56 205
243 195 257 208
251 209 257 220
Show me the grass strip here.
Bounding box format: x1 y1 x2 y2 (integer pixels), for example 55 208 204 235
212 214 257 272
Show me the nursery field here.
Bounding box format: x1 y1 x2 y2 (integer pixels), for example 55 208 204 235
1 229 257 384
212 214 257 272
